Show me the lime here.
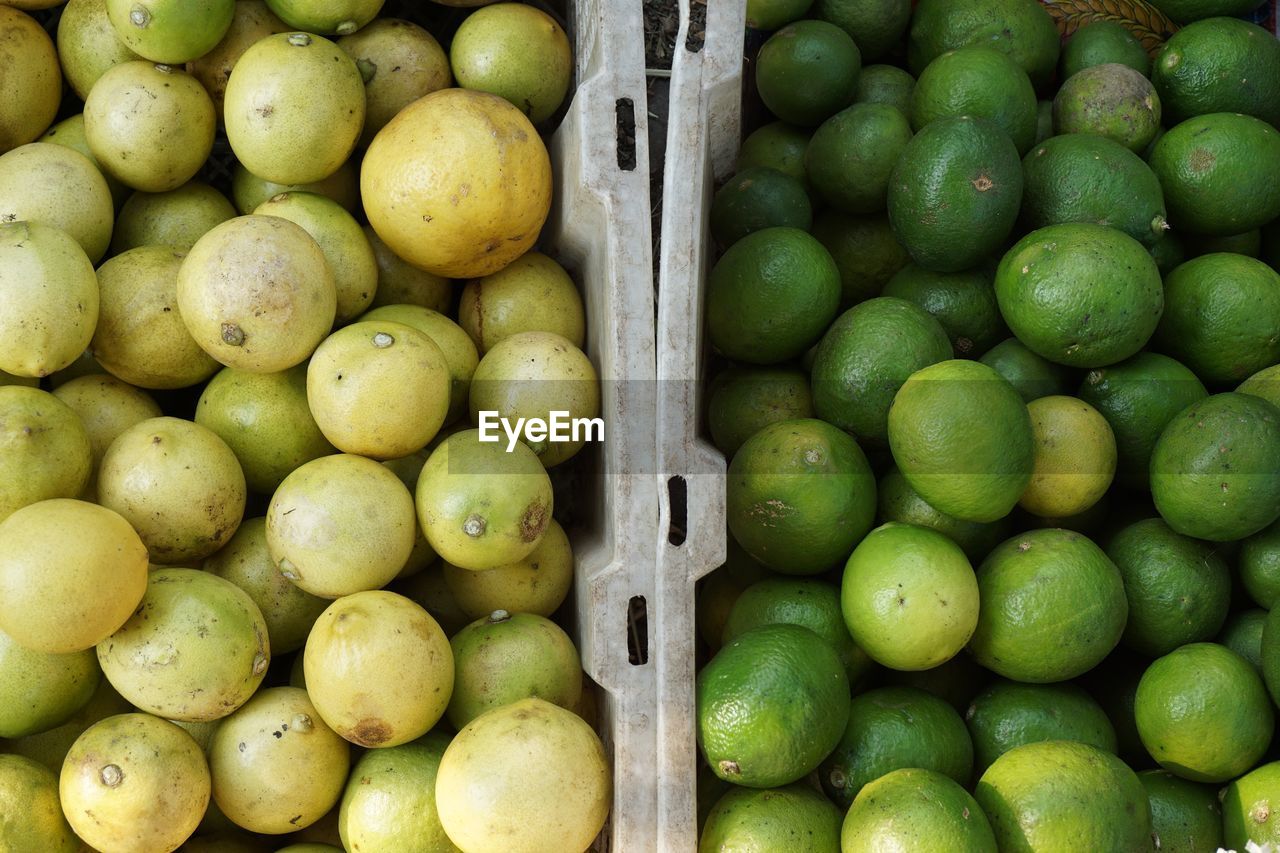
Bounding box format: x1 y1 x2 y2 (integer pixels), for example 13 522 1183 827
0 754 80 852
968 529 1127 682
1140 769 1223 853
912 47 1038 155
0 627 97 738
0 387 92 523
709 166 812 247
56 0 141 102
755 20 861 127
104 0 234 63
698 783 841 852
458 251 584 354
697 623 849 787
1018 395 1116 517
965 680 1117 776
706 366 813 459
1219 608 1266 671
881 264 1006 357
1061 19 1150 79
810 212 910 307
842 768 997 852
361 304 480 427
111 181 237 253
264 0 381 35
908 0 1061 88
0 142 113 263
338 731 459 853
877 467 1009 561
0 7 60 154
449 3 571 124
885 652 990 714
442 517 573 621
696 543 772 653
806 103 913 214
1241 519 1280 607
1223 761 1280 850
812 0 909 62
853 63 915 114
1053 63 1161 152
736 122 810 186
1152 17 1280 127
746 0 813 30
1240 364 1280 410
338 18 451 148
978 337 1072 403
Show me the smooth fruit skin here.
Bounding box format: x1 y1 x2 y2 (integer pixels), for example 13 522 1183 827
0 143 113 263
911 47 1038 155
908 0 1061 88
805 102 913 214
965 680 1117 776
979 337 1072 403
698 782 842 852
105 0 233 63
442 517 574 620
881 264 1007 358
337 732 459 853
0 7 61 154
450 3 571 125
888 116 1023 273
876 467 1010 561
110 181 236 254
0 387 93 523
709 166 813 247
1135 643 1273 782
0 754 80 852
1139 769 1223 853
339 18 452 147
1150 393 1280 541
1060 19 1150 78
1152 17 1280 127
810 212 908 307
706 366 814 459
0 628 97 739
457 251 585 353
1223 761 1280 850
841 768 997 853
186 0 290 122
755 19 861 127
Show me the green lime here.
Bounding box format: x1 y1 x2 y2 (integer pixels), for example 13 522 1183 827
736 122 810 186
724 577 872 686
1240 364 1280 410
697 623 850 787
884 652 990 713
1149 230 1186 275
1018 395 1116 518
842 768 997 852
908 0 1061 88
887 116 1023 273
727 418 876 575
698 782 841 852
1135 642 1272 782
1077 352 1207 491
994 223 1164 368
696 542 772 652
709 167 812 247
1021 133 1169 247
811 296 952 444
1153 17 1280 127
338 731 458 853
806 102 912 215
1154 253 1280 385
1150 113 1280 236
877 466 1010 561
0 627 97 739
1106 518 1231 656
1150 392 1280 541
1061 19 1151 79
746 0 813 31
853 64 915 114
1034 99 1052 144
755 20 861 127
1140 769 1223 853
975 740 1151 852
1261 605 1280 706
1053 63 1161 152
111 181 236 254
105 0 234 64
840 522 979 671
881 264 1006 357
707 366 813 459
819 686 973 808
1219 608 1266 671
812 0 910 62
978 337 1073 403
912 47 1038 155
706 226 841 364
969 529 1127 682
809 212 910 307
887 359 1034 523
1223 761 1280 850
1185 228 1262 259
965 680 1117 776
1241 519 1280 607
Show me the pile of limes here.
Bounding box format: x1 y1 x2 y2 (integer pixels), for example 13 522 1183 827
698 0 1280 850
0 1 610 851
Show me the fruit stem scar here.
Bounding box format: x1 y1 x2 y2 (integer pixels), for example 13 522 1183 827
252 652 268 675
489 609 511 623
288 33 312 47
463 514 487 538
372 331 394 348
221 323 245 346
972 175 994 192
129 5 150 27
292 714 313 733
100 764 123 787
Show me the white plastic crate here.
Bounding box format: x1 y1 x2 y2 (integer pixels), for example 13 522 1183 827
654 0 747 849
547 0 662 849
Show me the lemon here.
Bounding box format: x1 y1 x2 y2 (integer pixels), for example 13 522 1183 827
0 142 114 262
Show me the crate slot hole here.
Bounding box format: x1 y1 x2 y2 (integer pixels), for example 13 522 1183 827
667 475 687 546
627 596 649 665
615 98 637 171
684 0 706 53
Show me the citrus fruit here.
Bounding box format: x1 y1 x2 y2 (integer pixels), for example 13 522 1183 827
366 225 451 313
975 740 1151 851
97 568 269 721
208 686 350 834
1220 608 1266 671
912 47 1037 155
809 211 910 307
755 20 861 127
1135 642 1272 781
1154 253 1280 384
252 191 377 323
0 627 97 738
842 767 997 852
1258 605 1280 708
304 591 452 747
853 63 915 113
1148 0 1269 20
811 296 952 444
1150 392 1280 541
0 142 113 263
1149 112 1280 236
49 375 159 498
450 3 571 125
881 264 1005 357
0 7 61 153
1077 352 1207 490
223 32 364 184
908 0 1061 87
362 88 551 278
339 18 450 147
458 251 584 353
361 304 478 426
723 577 872 685
0 221 99 378
1020 132 1169 247
379 447 438 579
1241 519 1280 608
1149 230 1186 274
1107 517 1231 656
178 214 336 372
84 61 215 192
978 337 1072 403
111 181 237 253
39 113 130 208
1152 17 1280 127
1053 63 1161 152
230 157 360 215
736 121 810 184
747 0 812 30
841 522 979 671
185 0 290 121
337 731 458 853
887 359 1035 523
706 366 813 459
442 517 573 620
965 680 1117 776
806 103 913 214
1060 19 1150 79
104 0 233 63
888 116 1023 272
876 467 1009 561
0 387 92 523
884 651 989 713
706 226 841 364
819 685 972 808
697 623 849 787
698 783 842 852
995 223 1164 368
265 0 381 34
697 544 772 652
1240 363 1280 409
709 166 812 247
0 754 80 852
1223 761 1280 850
969 529 1128 682
812 0 910 62
56 0 140 101
436 698 610 853
726 418 876 574
1018 395 1116 517
1140 769 1223 853
0 499 147 654
195 364 335 495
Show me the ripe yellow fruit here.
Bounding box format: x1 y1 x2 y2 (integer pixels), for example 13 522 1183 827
0 7 61 153
361 88 552 278
0 142 114 262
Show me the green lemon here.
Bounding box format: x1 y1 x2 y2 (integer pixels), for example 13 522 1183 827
1140 769 1223 853
698 783 841 852
842 768 997 853
965 680 1117 776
